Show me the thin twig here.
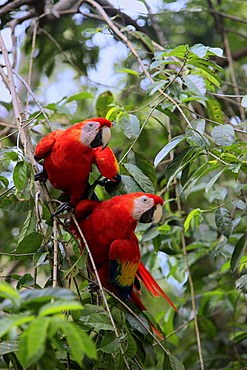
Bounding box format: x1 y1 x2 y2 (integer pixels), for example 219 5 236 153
26 19 38 114
84 0 192 128
52 218 59 287
12 70 51 130
175 184 204 370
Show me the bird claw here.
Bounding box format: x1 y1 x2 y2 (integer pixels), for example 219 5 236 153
88 281 99 293
34 170 48 182
97 174 121 187
52 202 73 217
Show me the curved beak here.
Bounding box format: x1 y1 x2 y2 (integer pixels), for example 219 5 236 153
152 203 163 223
139 203 162 223
90 125 111 149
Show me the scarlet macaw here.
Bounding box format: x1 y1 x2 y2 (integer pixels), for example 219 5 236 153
34 118 120 212
71 192 177 311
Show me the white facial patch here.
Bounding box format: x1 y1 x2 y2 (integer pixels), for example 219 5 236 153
81 121 101 147
132 196 154 221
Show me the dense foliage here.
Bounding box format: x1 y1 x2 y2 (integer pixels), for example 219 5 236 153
0 0 247 369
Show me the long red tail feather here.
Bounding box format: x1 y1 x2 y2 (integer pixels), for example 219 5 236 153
136 262 178 312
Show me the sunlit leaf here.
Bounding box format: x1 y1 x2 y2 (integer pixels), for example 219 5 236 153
119 114 140 139
96 91 114 117
184 74 206 96
241 95 247 108
212 124 235 146
116 68 139 76
67 92 94 102
154 135 185 167
184 208 203 232
39 300 83 316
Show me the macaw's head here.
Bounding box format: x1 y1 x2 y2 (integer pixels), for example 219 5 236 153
79 118 113 149
123 192 164 224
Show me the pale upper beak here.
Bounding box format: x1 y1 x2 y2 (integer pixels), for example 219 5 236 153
101 125 111 149
152 203 163 223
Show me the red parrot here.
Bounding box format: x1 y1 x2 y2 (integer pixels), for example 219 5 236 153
71 193 177 312
34 118 120 212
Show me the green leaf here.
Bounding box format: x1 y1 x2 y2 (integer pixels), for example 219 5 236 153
116 68 139 76
39 300 83 316
126 314 149 335
124 163 154 193
67 92 94 102
20 287 76 305
0 282 20 303
106 174 142 196
119 114 140 139
207 47 224 57
231 199 246 210
13 161 28 190
18 209 36 245
16 273 34 289
166 146 203 186
166 45 188 58
241 95 247 108
60 320 97 363
230 233 247 271
205 168 225 193
98 332 119 353
154 135 185 167
164 353 186 370
0 315 35 337
211 124 235 146
189 44 208 58
134 151 157 187
26 317 50 365
184 74 206 96
132 31 154 52
147 80 168 95
184 208 203 232
15 232 43 256
0 176 9 187
96 91 114 117
86 312 114 331
0 341 18 355
215 208 232 238
125 329 137 357
206 97 224 124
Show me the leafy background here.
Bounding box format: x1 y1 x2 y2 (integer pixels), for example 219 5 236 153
0 0 247 369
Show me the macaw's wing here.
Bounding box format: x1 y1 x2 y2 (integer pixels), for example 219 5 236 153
74 199 98 220
136 262 177 311
93 146 120 181
109 239 140 300
35 129 64 160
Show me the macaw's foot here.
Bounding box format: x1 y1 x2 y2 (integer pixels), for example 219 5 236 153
88 281 99 293
97 174 121 187
52 202 73 217
34 169 48 182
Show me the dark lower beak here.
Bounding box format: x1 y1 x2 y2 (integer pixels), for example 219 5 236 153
90 129 102 148
139 206 156 223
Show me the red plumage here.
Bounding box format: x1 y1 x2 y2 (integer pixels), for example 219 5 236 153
71 193 177 312
35 118 119 205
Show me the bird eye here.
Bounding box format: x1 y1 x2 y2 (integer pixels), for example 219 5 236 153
87 122 95 129
142 197 148 203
